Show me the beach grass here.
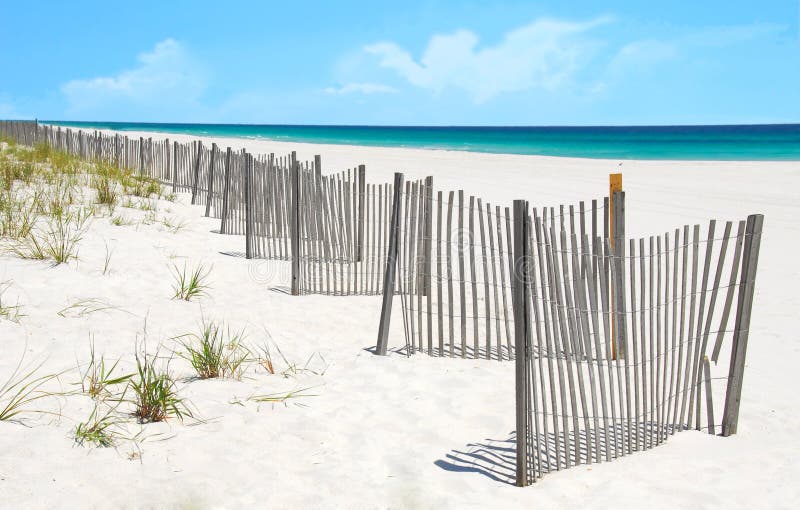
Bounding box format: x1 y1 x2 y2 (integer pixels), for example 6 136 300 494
171 262 211 301
78 341 132 400
130 349 192 423
73 404 123 447
178 320 250 380
0 280 24 323
0 352 62 422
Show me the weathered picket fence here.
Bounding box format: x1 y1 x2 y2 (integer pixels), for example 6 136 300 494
0 120 387 296
373 171 763 485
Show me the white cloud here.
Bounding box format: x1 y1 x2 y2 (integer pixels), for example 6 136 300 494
61 39 207 119
363 16 613 103
608 40 678 74
324 82 397 95
0 101 23 119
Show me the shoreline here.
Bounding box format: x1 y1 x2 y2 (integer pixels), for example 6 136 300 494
48 124 799 237
41 123 800 164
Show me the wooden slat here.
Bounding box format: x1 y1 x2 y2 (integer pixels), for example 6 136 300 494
629 239 641 450
678 225 700 429
712 221 746 362
469 196 479 358
722 214 764 436
376 173 405 355
458 190 466 358
533 211 562 470
478 199 492 359
447 191 455 357
488 204 503 360
497 206 513 358
437 191 444 356
689 221 716 429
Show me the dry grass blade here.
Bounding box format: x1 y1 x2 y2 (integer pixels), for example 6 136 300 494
57 298 119 318
0 352 63 421
246 386 319 404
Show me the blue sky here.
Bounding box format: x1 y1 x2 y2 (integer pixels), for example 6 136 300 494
1 0 798 125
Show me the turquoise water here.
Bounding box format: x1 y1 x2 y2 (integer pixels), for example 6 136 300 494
44 121 800 161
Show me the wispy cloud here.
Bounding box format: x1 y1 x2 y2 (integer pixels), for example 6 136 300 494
608 22 787 75
363 16 613 103
324 82 397 95
0 101 23 119
61 39 207 119
608 40 678 75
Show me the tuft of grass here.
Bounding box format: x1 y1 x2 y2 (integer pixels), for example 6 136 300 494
92 174 119 207
110 214 133 226
0 352 62 421
254 342 275 375
0 280 24 323
140 210 158 225
171 262 211 301
57 298 118 318
160 216 187 233
274 346 328 379
0 188 39 239
122 173 161 199
78 340 132 400
11 210 89 264
130 349 192 423
136 198 157 212
178 321 249 380
73 405 122 447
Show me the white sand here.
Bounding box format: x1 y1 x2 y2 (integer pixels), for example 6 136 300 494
1 129 798 509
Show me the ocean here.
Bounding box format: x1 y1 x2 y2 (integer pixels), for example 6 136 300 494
44 121 800 161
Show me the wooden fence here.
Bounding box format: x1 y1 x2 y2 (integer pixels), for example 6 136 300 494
373 170 763 484
375 172 613 361
510 201 762 484
0 120 383 296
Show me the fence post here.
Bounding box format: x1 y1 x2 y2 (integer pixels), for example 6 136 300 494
171 141 178 192
314 154 322 178
611 189 626 357
244 153 254 259
721 214 764 436
191 141 202 204
147 137 153 174
220 147 232 234
291 152 301 295
415 176 432 296
138 137 144 175
357 164 366 262
376 172 406 355
512 199 531 487
205 143 217 217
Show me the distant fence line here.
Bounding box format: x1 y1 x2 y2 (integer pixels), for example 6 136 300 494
0 120 764 486
0 120 393 296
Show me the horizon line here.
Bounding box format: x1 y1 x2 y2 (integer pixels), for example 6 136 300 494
35 119 800 129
